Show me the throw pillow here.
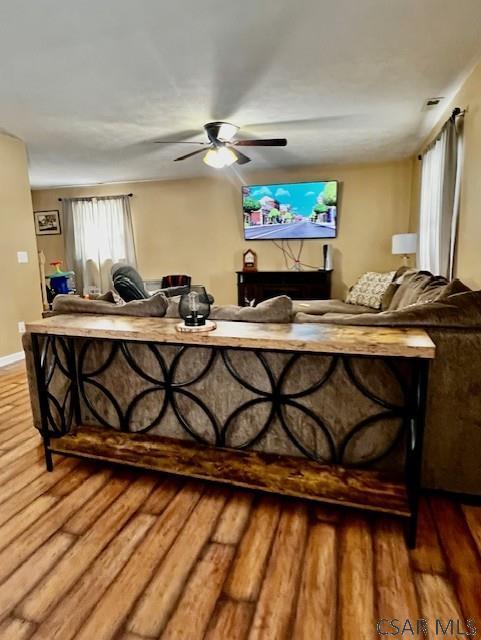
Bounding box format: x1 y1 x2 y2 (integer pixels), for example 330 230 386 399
345 271 396 310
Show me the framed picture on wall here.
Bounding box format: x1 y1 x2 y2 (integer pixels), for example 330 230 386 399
34 210 61 235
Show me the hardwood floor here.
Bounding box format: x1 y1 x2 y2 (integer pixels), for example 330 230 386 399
1 361 480 639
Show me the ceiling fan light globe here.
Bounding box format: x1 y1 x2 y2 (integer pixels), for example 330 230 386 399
203 148 226 168
217 122 239 141
217 146 237 166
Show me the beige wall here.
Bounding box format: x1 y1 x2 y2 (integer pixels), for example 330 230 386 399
0 134 42 358
33 159 413 304
410 61 481 290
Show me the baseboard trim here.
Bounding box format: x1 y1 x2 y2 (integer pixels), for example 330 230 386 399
0 351 25 368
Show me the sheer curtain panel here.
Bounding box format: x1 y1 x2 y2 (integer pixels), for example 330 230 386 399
63 195 136 294
418 113 464 278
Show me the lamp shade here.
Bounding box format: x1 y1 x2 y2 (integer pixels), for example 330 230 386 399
392 233 417 255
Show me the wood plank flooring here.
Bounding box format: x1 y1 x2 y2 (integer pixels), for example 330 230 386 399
1 361 481 639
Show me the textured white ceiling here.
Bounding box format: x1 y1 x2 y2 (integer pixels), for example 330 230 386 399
1 0 481 188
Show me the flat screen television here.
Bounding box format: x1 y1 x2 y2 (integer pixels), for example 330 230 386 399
242 180 338 240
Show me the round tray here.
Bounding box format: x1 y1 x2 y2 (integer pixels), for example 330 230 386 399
175 320 217 333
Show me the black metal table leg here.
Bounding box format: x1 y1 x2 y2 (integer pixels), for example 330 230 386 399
67 337 82 426
406 358 429 548
31 333 54 472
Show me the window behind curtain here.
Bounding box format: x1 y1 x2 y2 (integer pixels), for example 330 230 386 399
64 195 137 294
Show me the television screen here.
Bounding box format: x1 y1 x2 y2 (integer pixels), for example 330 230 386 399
242 180 338 240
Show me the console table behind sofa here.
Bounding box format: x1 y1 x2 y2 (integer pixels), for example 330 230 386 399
23 315 434 547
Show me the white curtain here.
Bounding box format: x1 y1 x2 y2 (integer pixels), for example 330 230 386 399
64 195 136 294
418 114 464 278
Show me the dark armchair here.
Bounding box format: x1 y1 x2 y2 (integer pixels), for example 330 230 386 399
112 265 196 303
111 264 150 302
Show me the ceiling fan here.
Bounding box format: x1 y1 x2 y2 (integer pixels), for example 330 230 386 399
154 121 287 168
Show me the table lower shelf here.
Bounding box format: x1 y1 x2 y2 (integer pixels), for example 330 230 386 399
48 425 410 518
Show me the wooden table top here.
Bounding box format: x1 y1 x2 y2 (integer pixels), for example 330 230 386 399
26 314 435 359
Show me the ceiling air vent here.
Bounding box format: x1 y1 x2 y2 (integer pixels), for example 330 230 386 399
423 97 444 110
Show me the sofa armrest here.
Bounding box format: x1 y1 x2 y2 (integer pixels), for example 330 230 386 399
22 333 42 431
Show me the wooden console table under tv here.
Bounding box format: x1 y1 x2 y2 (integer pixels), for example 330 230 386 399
236 269 332 305
26 315 434 547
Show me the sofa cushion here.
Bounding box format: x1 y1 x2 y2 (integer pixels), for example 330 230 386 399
165 295 293 323
52 291 169 317
388 271 448 310
381 282 399 311
235 295 293 323
416 278 471 304
292 299 377 316
208 296 292 323
345 271 396 310
164 296 181 318
295 312 350 323
295 290 481 329
377 266 414 309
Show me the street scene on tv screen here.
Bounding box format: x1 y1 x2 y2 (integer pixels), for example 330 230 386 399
242 180 338 240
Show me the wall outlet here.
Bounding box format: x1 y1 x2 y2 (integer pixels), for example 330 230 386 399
17 251 29 264
18 321 26 334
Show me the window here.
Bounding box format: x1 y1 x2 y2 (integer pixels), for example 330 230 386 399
64 195 136 294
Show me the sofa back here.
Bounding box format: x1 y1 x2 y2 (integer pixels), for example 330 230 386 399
421 327 481 494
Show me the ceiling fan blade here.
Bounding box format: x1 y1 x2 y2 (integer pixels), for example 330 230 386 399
149 128 207 147
174 147 209 162
233 138 287 147
155 140 208 145
234 149 251 165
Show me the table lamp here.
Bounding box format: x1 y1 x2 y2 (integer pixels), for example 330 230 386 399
392 233 417 266
177 285 216 333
